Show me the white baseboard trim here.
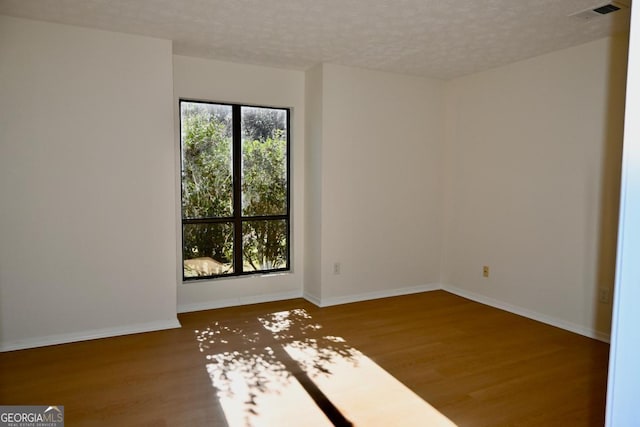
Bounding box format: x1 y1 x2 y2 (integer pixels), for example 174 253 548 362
309 284 441 308
177 290 304 313
302 291 322 307
0 318 182 352
441 284 611 343
4 285 608 351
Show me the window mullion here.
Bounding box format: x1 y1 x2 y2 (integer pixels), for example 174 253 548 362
232 105 243 274
285 109 291 270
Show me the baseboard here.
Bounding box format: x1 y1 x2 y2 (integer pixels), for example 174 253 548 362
4 285 608 351
310 284 441 307
177 290 304 313
441 284 611 343
302 291 322 307
0 318 182 352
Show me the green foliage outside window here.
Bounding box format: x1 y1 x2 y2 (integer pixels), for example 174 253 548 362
181 102 289 278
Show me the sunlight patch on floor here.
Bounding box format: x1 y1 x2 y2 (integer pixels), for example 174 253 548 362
197 309 457 427
284 340 457 427
206 354 332 426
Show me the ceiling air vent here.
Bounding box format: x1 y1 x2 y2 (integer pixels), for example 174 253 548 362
593 4 621 14
569 1 630 20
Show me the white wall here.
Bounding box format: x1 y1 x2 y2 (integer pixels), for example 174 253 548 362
0 15 628 350
442 36 629 340
0 16 178 350
606 3 640 423
173 55 306 312
306 64 445 305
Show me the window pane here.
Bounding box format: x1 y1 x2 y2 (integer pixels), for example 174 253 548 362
181 102 233 219
242 220 288 272
183 223 234 277
241 107 288 216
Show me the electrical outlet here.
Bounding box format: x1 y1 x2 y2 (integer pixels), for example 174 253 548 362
598 287 611 304
333 262 341 275
483 266 489 278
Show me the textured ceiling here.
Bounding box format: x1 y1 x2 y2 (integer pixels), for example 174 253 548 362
0 0 631 79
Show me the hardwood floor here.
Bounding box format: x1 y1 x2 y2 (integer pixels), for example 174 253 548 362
0 291 609 426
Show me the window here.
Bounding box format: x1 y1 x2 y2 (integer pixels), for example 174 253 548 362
180 100 290 280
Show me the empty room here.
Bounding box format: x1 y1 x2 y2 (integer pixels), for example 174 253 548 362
1 1 640 426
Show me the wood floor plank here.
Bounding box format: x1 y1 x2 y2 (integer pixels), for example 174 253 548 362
0 291 609 426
